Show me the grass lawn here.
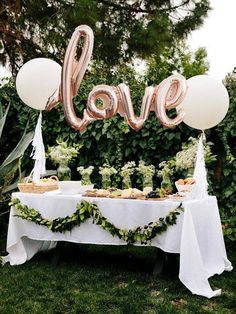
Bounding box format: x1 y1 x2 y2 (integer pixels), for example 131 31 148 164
0 237 235 314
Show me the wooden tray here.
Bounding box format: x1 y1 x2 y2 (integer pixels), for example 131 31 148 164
82 194 167 201
145 197 167 201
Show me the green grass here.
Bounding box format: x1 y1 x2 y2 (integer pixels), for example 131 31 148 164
0 238 235 314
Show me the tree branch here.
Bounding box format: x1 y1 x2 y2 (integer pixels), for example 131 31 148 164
98 0 192 14
0 27 61 63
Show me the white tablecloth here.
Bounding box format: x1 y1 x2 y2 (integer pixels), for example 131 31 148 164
3 192 233 298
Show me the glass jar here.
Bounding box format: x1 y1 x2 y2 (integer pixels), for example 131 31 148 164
101 174 111 189
161 173 172 194
81 173 92 185
57 162 71 181
122 175 132 189
143 174 153 190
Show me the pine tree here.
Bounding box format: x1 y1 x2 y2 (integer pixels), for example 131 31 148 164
0 0 210 75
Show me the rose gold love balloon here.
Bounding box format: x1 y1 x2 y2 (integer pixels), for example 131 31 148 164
46 25 187 131
155 74 187 128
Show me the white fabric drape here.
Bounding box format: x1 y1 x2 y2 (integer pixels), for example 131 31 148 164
2 193 232 298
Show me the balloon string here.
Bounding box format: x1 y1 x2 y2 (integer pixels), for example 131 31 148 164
201 129 206 141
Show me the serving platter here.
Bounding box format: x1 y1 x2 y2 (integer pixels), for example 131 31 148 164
83 194 167 201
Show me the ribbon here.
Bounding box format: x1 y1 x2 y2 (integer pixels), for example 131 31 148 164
30 111 46 182
193 132 208 199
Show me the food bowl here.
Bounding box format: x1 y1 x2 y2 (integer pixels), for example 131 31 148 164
58 181 82 194
175 182 196 196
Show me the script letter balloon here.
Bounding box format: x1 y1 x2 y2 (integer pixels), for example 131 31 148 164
155 74 187 128
60 25 95 131
117 84 155 130
179 75 229 130
87 85 118 119
16 58 61 110
45 24 190 132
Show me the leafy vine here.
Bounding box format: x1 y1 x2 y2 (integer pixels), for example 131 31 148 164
11 198 183 245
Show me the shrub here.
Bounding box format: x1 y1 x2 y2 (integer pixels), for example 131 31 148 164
0 60 235 244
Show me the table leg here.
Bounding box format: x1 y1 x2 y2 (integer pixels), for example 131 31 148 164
51 242 65 267
153 249 179 276
153 248 166 275
51 242 81 266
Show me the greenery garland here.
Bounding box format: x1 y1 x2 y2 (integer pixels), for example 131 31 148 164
11 198 184 245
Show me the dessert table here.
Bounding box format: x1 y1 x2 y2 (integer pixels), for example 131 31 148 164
2 192 233 298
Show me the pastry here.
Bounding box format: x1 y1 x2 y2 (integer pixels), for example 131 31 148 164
84 189 97 197
130 188 143 198
121 188 144 199
121 188 133 198
110 189 122 198
176 178 196 185
176 179 185 185
96 189 110 197
184 178 195 185
143 187 152 195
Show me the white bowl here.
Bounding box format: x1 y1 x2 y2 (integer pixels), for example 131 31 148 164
58 181 82 195
175 183 196 196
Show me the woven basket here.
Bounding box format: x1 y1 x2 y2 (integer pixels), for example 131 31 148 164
18 176 59 194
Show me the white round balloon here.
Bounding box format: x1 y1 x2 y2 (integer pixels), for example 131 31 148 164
178 75 229 130
16 58 61 110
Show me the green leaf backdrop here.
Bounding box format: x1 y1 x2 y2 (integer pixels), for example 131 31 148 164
0 59 235 243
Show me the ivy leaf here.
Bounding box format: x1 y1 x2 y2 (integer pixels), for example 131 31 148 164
79 207 85 214
80 214 85 221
